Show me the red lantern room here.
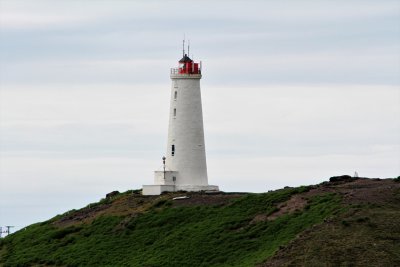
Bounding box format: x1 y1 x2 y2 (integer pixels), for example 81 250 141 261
178 54 201 74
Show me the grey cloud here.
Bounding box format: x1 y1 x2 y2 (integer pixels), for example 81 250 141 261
1 0 399 230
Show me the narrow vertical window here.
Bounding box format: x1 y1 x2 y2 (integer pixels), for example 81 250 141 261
171 145 175 156
174 108 176 117
174 91 177 100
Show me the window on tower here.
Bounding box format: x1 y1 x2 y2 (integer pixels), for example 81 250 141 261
174 91 177 100
174 108 176 117
171 145 175 156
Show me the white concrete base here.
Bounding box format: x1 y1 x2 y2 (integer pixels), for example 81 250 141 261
175 185 219 192
142 185 175 195
154 170 178 185
142 184 219 195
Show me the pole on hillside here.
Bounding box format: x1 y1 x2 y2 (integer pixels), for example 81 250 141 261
162 156 166 180
5 226 14 235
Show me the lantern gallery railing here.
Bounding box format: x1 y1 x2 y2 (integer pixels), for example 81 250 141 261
170 68 202 75
170 68 180 75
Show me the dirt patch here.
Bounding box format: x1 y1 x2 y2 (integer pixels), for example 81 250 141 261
268 194 308 220
250 214 268 223
53 191 244 228
250 178 400 225
259 178 400 267
249 195 309 224
334 178 399 206
53 194 159 228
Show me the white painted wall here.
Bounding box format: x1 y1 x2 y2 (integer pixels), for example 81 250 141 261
166 73 209 186
154 170 178 185
142 185 175 195
142 69 219 195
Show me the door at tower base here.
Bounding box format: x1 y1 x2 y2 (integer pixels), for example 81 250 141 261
142 51 219 196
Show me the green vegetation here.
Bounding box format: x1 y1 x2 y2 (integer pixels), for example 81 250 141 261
262 179 400 267
1 178 399 267
265 203 400 266
0 186 341 267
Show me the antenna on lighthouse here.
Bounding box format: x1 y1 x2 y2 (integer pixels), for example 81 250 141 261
182 34 185 56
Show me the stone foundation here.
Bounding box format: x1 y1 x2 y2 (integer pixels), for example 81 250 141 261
142 184 219 195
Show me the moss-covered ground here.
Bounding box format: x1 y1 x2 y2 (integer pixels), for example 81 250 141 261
0 186 343 267
1 178 398 267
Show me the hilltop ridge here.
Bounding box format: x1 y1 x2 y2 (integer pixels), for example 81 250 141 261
1 176 399 266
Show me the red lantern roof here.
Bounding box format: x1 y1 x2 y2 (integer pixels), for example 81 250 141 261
179 54 193 63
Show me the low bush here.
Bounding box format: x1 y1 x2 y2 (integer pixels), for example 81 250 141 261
1 187 342 267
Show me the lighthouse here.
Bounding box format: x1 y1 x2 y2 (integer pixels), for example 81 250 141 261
142 45 219 195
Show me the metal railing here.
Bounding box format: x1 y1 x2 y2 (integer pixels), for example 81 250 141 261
170 68 202 75
170 68 179 75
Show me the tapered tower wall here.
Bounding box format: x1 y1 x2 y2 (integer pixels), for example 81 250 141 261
142 53 219 195
166 74 208 187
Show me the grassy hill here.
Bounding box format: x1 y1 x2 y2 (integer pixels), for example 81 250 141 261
1 176 399 267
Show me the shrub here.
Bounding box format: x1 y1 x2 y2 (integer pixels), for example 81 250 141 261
341 220 350 227
329 175 354 183
51 226 82 239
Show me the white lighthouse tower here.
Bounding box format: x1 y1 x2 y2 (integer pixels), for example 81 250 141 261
142 46 219 195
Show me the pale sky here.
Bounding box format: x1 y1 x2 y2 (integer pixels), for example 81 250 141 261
0 0 399 231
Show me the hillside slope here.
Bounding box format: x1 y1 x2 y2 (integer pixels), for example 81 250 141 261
1 177 399 267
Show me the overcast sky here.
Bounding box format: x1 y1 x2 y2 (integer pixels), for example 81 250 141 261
0 0 399 231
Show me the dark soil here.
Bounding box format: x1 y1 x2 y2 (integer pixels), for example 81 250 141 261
260 177 400 267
